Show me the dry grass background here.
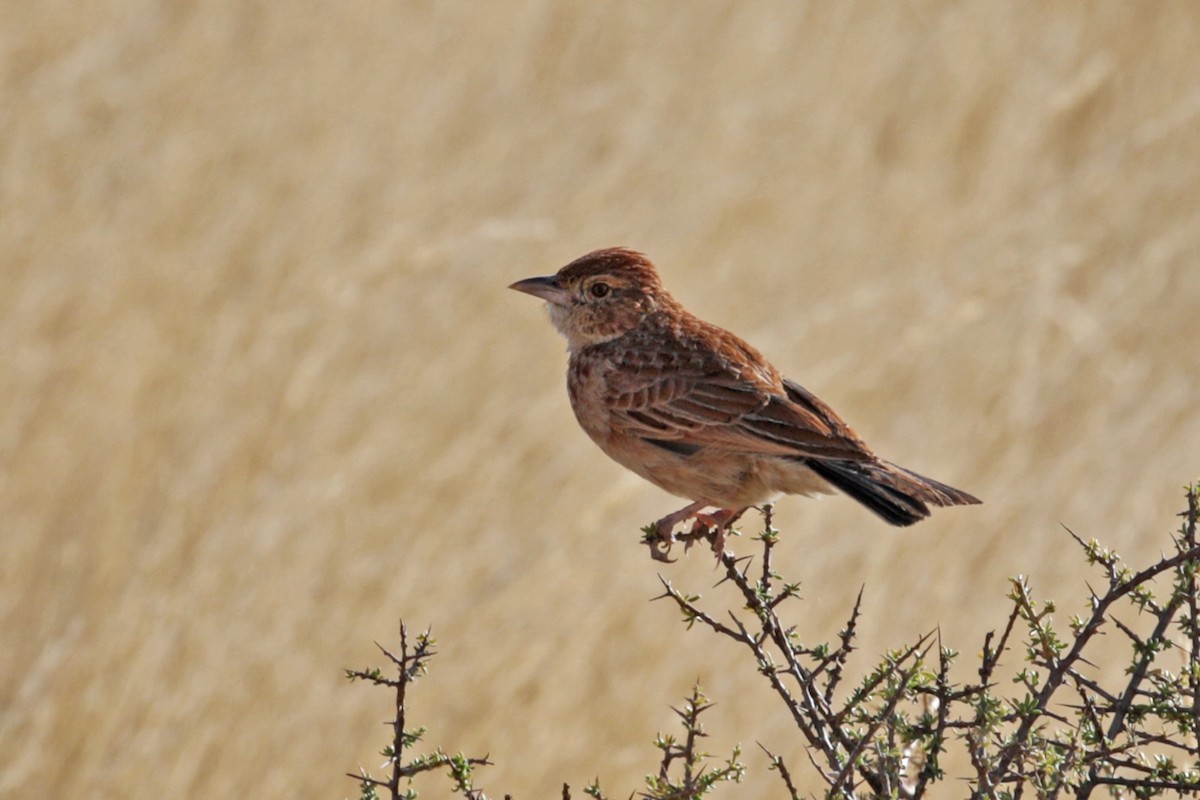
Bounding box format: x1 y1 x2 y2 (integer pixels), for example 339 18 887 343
3 2 1199 797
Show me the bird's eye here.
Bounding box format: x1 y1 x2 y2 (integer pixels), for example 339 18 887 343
589 282 611 298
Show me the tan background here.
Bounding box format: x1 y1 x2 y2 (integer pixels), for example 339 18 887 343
4 2 1199 797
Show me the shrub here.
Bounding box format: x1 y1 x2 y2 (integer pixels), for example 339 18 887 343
346 483 1200 799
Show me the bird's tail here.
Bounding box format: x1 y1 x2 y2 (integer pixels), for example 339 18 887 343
805 458 981 527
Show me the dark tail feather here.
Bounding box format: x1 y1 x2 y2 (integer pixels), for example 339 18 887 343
805 458 981 527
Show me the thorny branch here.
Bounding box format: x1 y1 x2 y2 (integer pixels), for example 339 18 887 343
344 486 1200 800
654 485 1200 799
345 622 498 800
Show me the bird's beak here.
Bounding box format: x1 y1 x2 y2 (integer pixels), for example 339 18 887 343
508 275 570 307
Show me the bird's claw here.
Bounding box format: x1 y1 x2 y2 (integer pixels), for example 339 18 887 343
680 516 726 559
649 541 677 563
645 507 747 563
646 522 678 563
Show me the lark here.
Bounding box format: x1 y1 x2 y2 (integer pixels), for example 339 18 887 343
511 247 980 560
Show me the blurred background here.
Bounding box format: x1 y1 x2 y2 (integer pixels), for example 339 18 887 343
4 2 1199 797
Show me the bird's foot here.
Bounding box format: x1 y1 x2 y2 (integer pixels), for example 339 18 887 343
646 521 678 563
645 503 750 562
681 507 748 559
644 500 711 563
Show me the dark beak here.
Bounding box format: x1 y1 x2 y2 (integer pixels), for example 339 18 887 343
508 275 571 306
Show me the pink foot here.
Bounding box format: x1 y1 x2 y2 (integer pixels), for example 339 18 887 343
685 507 748 558
647 500 710 562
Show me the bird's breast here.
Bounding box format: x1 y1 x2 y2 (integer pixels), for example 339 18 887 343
566 354 613 442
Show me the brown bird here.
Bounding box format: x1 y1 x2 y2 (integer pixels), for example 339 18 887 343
510 247 980 560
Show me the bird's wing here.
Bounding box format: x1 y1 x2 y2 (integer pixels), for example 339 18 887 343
602 327 872 462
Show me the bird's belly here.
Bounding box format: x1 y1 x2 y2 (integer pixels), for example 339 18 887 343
593 432 834 509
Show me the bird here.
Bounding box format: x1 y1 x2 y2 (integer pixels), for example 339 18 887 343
510 247 980 560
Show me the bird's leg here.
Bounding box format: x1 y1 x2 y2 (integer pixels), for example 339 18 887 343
648 500 710 562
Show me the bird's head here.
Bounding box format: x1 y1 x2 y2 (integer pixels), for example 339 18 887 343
509 247 674 350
